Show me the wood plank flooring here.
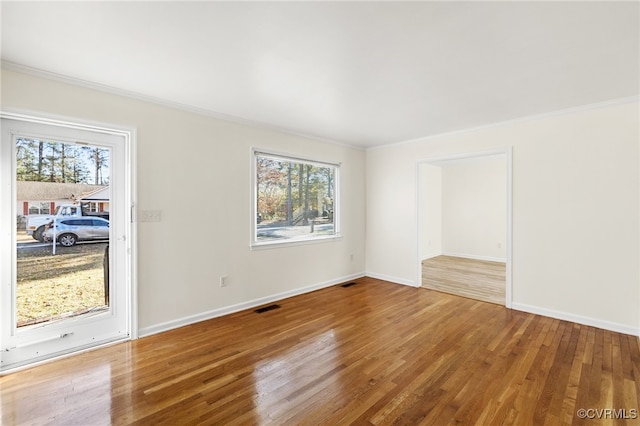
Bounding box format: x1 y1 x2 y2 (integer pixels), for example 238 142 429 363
2 277 639 425
422 255 506 305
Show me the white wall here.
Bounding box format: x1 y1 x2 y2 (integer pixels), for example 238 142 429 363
418 164 442 260
1 69 366 335
441 156 506 261
367 100 640 335
3 69 638 337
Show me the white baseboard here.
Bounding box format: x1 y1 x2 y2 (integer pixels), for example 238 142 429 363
441 251 506 263
511 302 640 337
137 273 639 339
138 272 366 338
363 276 637 336
421 252 442 261
365 272 417 287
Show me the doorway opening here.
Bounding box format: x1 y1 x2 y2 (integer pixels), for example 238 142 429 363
416 149 512 307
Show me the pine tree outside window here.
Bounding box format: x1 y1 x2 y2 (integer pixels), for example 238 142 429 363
253 150 340 247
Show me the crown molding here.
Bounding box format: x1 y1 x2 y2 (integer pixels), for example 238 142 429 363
3 61 636 152
370 94 640 151
1 61 364 151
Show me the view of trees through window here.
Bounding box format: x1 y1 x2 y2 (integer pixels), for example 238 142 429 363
16 137 109 185
255 152 338 243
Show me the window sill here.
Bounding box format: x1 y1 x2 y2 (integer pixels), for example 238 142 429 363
250 234 342 250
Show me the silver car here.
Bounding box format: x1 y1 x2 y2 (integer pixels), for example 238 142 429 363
43 217 110 247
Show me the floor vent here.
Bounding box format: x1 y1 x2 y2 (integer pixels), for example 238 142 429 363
341 282 357 288
255 304 281 314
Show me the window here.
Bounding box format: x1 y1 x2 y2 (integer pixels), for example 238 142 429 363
253 150 339 247
84 202 99 212
56 205 78 216
61 219 92 226
28 201 50 215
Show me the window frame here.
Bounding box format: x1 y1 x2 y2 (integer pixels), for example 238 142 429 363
251 148 341 249
28 201 50 215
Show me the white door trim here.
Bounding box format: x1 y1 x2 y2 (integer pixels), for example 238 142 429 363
0 110 137 372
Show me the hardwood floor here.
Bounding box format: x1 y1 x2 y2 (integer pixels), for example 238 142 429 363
2 277 639 425
422 255 506 305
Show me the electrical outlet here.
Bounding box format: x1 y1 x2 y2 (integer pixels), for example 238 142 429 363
350 254 354 262
220 276 229 287
497 242 502 249
140 210 162 222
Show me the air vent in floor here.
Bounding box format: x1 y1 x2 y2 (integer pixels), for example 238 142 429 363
255 304 281 313
341 282 357 288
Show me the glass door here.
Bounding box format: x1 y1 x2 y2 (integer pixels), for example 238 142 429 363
1 117 132 371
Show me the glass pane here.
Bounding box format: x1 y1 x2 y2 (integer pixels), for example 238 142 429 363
16 137 111 327
256 154 336 243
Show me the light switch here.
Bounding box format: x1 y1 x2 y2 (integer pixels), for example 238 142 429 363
140 210 161 222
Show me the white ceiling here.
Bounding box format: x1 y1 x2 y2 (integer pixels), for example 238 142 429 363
1 1 638 148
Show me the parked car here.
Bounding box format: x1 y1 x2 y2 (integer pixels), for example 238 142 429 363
26 203 110 242
43 217 110 247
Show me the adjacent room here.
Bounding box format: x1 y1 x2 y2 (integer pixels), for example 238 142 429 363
1 1 639 425
419 153 508 305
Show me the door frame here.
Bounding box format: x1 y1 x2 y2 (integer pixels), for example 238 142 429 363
0 110 137 372
415 147 512 308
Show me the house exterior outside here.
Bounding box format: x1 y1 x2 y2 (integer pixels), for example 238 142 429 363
16 181 109 228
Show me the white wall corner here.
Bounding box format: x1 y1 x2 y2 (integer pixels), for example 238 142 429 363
365 272 418 288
